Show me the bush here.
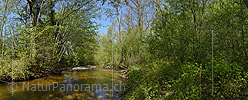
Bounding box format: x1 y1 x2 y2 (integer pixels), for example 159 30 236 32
124 59 248 99
0 58 33 81
123 60 173 99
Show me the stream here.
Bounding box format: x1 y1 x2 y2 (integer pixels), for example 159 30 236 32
0 68 125 100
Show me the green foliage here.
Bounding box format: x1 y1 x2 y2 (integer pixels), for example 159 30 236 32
125 59 248 99
0 58 33 80
0 0 247 99
95 0 248 99
95 23 122 66
123 60 171 99
0 0 100 80
95 25 148 67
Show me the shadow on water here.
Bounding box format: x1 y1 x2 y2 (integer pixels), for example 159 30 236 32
0 68 125 100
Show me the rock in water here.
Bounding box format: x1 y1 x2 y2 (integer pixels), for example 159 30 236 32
86 65 97 68
72 67 93 71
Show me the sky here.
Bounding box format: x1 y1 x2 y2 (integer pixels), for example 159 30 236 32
93 3 113 35
94 18 111 35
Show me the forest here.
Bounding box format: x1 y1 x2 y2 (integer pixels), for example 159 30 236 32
0 0 248 99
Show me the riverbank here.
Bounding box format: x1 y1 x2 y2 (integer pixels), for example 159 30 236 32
0 66 73 83
28 66 73 80
99 64 128 70
0 58 94 83
1 64 128 83
98 64 128 79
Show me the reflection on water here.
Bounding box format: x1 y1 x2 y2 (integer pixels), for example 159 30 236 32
0 68 125 100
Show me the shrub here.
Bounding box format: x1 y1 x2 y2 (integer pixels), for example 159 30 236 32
0 58 33 81
124 59 248 99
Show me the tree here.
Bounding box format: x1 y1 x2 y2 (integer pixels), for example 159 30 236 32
1 0 9 58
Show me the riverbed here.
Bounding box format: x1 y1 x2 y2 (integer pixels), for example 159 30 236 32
0 68 125 100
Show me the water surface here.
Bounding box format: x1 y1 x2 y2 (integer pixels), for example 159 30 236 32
0 68 125 100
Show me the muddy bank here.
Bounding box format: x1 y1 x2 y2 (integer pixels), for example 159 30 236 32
29 66 73 80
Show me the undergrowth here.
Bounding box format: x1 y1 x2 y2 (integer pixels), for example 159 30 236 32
123 59 248 99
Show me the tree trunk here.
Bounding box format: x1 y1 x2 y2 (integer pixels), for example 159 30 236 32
11 25 15 60
27 0 38 64
28 0 34 27
244 0 248 8
117 6 123 64
36 0 45 25
1 0 8 58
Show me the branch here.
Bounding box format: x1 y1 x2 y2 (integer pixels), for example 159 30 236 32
59 1 90 21
127 4 138 14
36 0 45 25
244 0 248 8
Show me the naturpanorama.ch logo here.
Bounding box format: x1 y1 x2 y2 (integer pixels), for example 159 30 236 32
7 81 125 92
